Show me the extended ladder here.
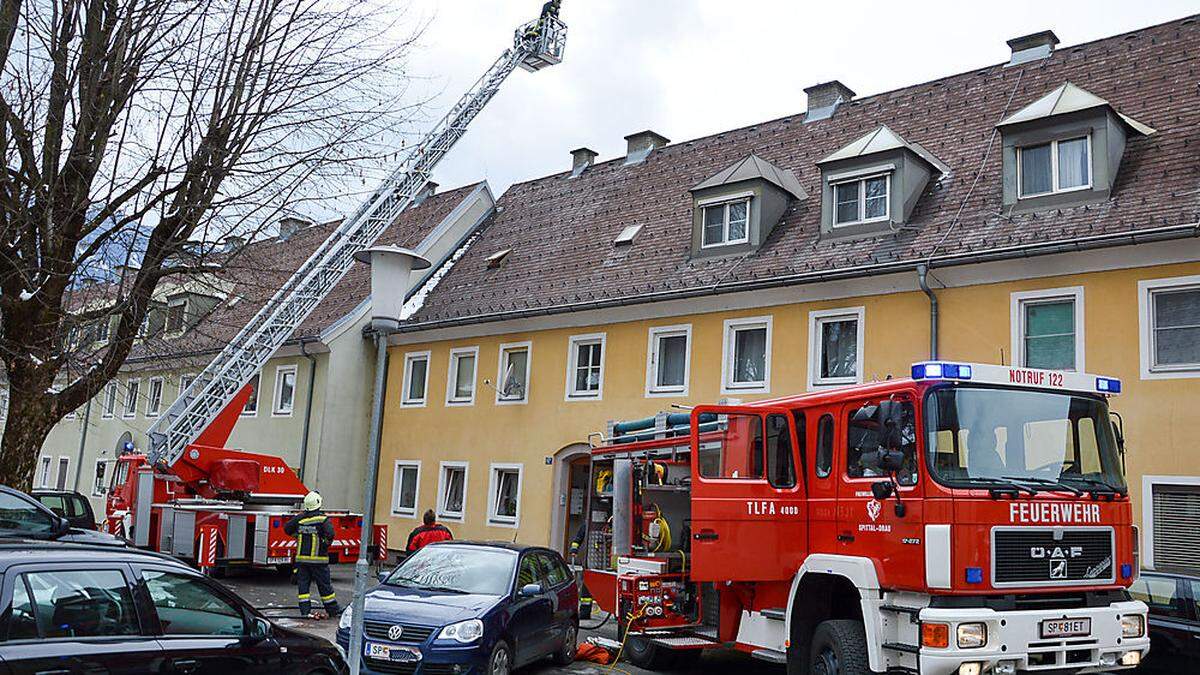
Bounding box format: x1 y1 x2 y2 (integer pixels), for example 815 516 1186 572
146 12 568 468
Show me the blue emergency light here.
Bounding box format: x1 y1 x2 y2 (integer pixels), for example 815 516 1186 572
1096 377 1122 394
911 362 973 381
965 567 984 584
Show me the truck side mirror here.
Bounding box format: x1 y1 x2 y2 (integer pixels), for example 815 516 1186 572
871 481 894 500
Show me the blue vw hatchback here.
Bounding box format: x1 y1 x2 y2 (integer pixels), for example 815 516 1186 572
338 541 579 674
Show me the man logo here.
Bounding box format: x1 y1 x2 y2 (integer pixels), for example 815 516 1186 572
388 625 404 641
1049 559 1068 579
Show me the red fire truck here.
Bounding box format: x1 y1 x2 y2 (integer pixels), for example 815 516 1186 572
580 361 1148 675
104 383 386 574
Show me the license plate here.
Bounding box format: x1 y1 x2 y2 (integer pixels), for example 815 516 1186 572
1041 617 1091 638
266 556 291 565
365 642 421 662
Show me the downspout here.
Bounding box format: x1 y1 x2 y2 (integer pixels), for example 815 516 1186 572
916 264 938 360
298 337 318 483
71 398 91 492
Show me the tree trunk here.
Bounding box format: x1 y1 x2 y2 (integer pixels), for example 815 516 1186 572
0 391 61 491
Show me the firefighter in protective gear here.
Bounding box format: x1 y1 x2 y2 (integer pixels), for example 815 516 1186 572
284 491 338 619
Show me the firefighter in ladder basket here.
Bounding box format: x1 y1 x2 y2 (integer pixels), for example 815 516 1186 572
523 0 561 42
285 491 339 620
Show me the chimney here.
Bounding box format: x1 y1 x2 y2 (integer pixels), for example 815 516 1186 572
570 147 598 177
277 216 310 241
624 130 670 165
220 235 246 253
803 81 855 123
1006 30 1059 67
412 181 438 207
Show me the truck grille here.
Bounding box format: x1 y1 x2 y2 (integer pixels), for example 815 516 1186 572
363 619 436 644
993 528 1114 586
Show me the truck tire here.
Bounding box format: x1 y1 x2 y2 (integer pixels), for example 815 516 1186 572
618 619 677 670
809 620 870 675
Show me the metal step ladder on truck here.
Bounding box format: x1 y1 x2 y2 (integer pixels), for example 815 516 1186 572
101 4 569 574
104 383 387 574
580 361 1149 675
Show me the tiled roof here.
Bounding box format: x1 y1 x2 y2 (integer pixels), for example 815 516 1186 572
125 183 480 362
407 15 1200 331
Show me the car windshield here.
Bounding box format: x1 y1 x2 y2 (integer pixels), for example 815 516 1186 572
0 492 57 536
925 385 1126 492
385 545 517 596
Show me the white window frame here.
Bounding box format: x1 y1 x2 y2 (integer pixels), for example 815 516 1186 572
565 333 607 401
55 456 70 490
1138 274 1200 380
36 456 52 488
145 376 164 417
102 381 118 419
92 458 113 497
272 365 298 417
807 307 865 388
495 341 532 405
487 462 523 528
178 374 196 401
122 378 140 419
721 316 773 394
436 461 469 522
1010 287 1085 372
390 460 422 518
645 324 692 398
445 347 479 406
832 173 891 227
699 195 752 248
241 372 260 417
401 351 431 408
1016 134 1093 199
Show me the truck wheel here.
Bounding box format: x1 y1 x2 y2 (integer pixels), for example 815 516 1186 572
809 620 870 675
618 621 677 670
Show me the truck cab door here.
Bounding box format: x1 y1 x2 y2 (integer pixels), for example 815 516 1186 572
835 395 926 589
689 406 806 582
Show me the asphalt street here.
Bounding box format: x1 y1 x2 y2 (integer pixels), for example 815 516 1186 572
220 564 783 675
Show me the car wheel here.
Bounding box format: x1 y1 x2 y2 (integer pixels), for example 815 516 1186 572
552 622 578 665
488 640 512 675
809 620 870 675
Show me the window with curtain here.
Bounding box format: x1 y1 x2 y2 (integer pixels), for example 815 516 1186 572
449 350 476 403
403 354 429 405
1022 298 1077 370
1020 136 1090 197
1151 286 1200 369
652 332 689 391
491 467 521 522
440 465 466 518
241 374 259 415
498 346 529 401
569 338 603 397
701 198 750 247
123 379 139 418
393 462 419 516
819 318 859 381
833 175 889 226
726 321 769 390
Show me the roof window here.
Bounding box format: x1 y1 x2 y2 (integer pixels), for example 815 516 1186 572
486 248 511 269
614 224 643 246
688 154 807 257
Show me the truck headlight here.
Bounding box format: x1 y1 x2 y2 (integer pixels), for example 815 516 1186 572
956 622 987 648
438 618 484 643
1120 614 1144 638
338 605 353 630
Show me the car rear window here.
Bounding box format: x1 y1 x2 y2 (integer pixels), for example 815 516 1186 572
8 569 139 640
0 492 56 535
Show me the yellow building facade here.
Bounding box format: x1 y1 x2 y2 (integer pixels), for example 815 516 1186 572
376 243 1200 563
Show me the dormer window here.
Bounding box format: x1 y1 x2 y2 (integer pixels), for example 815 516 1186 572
701 197 750 247
1018 135 1090 198
833 174 890 226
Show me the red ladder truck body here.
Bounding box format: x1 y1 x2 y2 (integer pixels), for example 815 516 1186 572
104 383 386 572
581 361 1148 675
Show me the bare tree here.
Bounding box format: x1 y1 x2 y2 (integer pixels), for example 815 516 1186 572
0 0 423 488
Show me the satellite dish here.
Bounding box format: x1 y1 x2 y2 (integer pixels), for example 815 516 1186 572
116 431 135 455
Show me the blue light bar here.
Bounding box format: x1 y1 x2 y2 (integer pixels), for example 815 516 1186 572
1096 377 1122 394
912 361 973 381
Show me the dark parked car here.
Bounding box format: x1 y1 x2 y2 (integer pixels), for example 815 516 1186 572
0 540 346 674
1128 570 1200 673
31 488 97 530
0 485 122 546
338 542 578 675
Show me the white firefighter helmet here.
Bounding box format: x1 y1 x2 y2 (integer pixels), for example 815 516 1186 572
303 491 322 511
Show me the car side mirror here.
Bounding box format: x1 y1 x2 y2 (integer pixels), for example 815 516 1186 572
377 570 390 583
519 583 542 597
244 617 271 642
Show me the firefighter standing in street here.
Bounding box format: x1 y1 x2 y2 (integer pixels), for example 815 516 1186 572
284 491 339 619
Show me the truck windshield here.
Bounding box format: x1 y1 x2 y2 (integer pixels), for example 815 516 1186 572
925 386 1125 492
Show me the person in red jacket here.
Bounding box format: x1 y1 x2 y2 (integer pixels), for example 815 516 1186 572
406 509 453 553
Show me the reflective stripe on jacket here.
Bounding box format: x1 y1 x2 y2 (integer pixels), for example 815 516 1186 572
284 510 334 563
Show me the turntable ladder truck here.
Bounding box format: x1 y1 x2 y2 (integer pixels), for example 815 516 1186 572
105 7 569 573
580 361 1150 675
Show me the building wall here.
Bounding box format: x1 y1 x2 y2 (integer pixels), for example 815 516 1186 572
375 252 1200 553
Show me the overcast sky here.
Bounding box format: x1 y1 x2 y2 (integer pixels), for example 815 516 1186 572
382 0 1196 200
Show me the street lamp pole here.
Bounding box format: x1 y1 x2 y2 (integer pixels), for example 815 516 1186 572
347 246 430 675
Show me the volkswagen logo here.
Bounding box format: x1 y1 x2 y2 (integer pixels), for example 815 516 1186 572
387 625 404 641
